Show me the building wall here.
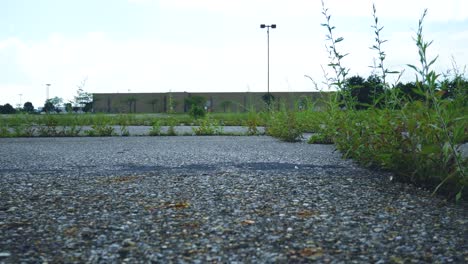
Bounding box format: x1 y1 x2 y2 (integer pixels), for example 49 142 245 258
92 92 328 113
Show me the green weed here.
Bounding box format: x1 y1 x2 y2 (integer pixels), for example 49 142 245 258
192 117 223 136
267 108 303 142
149 120 162 136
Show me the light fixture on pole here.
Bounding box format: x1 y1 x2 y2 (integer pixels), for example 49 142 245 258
260 24 276 107
46 84 51 101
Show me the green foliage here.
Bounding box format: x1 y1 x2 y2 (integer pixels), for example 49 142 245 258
189 105 206 119
0 125 10 137
0 104 16 114
85 116 115 136
149 120 162 136
23 102 35 113
85 124 115 137
308 133 334 144
43 101 55 113
321 0 351 108
313 2 468 200
64 103 73 113
120 125 130 136
192 117 223 136
245 110 261 136
344 75 385 109
45 97 64 112
166 118 177 136
74 78 93 111
267 109 304 142
36 115 58 136
261 93 275 108
8 115 35 137
185 96 207 119
167 93 176 114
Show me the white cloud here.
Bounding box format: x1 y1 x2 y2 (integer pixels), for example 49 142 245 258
0 33 165 106
1 1 467 106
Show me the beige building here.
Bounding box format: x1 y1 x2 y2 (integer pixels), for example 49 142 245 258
92 92 328 113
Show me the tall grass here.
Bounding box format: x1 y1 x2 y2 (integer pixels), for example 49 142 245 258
313 2 467 200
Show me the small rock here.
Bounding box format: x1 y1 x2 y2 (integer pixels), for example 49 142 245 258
122 238 136 247
81 228 94 239
108 243 121 253
7 207 17 212
0 252 11 258
96 234 107 246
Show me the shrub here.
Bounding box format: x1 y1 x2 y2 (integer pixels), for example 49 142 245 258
149 120 162 136
245 110 261 135
267 110 303 142
192 117 223 135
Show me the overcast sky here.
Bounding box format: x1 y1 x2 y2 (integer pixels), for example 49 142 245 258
1 0 467 107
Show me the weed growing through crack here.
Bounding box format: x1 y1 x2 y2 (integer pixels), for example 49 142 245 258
149 120 162 136
314 2 467 200
192 116 223 136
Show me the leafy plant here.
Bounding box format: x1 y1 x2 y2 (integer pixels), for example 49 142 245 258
267 109 303 142
120 124 130 136
37 115 59 137
149 120 162 136
85 124 115 137
314 2 467 200
192 117 223 136
245 109 261 136
166 118 177 136
406 10 466 199
320 0 351 109
0 125 11 137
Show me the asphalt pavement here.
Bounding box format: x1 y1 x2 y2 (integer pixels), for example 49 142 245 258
0 136 466 263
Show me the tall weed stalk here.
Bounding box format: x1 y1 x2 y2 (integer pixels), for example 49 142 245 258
316 2 467 200
407 10 466 199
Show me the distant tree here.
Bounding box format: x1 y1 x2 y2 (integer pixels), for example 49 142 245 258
23 102 35 113
345 75 384 109
83 102 93 113
73 78 93 110
48 96 63 112
0 103 16 114
439 75 468 102
64 103 73 113
43 101 55 113
394 82 423 102
365 74 385 107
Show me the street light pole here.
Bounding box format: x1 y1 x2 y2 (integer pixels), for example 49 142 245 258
46 84 51 101
260 24 276 107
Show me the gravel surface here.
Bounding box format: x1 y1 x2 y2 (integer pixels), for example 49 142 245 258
0 136 467 263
